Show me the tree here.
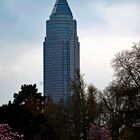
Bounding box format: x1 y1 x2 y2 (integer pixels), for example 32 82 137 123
31 113 56 140
0 84 56 140
13 84 44 106
44 100 68 140
0 124 24 140
100 42 140 140
112 42 140 88
13 84 45 116
112 42 140 133
66 71 100 140
0 102 32 139
87 85 101 124
87 123 111 140
100 83 125 140
70 71 87 140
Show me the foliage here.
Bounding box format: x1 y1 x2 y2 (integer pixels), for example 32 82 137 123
1 42 140 140
0 84 54 140
100 84 125 140
0 102 32 139
13 84 44 106
112 42 140 88
44 99 68 140
100 42 140 140
87 123 111 140
30 113 56 140
66 71 101 140
43 71 101 140
0 124 24 140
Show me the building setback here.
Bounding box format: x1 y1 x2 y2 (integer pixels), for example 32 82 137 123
43 0 80 102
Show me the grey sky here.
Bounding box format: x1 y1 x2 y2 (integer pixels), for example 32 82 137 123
0 0 140 105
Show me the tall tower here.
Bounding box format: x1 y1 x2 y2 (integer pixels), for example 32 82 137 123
43 0 80 102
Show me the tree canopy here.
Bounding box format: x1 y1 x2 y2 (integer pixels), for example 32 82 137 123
0 42 140 140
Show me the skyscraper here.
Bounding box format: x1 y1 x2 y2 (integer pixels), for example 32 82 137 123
43 0 80 102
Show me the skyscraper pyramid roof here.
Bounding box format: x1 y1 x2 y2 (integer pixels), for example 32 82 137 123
51 0 72 16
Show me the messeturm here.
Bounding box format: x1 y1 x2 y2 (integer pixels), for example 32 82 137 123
43 0 80 102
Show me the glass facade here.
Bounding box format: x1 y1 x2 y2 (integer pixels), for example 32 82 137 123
43 0 80 102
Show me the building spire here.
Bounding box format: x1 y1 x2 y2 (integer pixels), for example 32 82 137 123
51 0 72 16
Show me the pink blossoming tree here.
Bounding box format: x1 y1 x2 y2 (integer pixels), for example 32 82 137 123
0 124 24 140
87 123 112 140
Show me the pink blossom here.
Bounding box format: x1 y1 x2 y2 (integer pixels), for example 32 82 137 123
0 124 24 140
87 123 111 140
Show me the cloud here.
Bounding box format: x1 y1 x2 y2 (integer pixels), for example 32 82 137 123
0 42 43 105
97 2 140 36
78 1 140 36
78 1 140 89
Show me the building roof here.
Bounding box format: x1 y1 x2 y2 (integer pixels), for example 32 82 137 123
51 0 72 16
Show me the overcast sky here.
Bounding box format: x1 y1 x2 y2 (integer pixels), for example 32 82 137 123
0 0 140 105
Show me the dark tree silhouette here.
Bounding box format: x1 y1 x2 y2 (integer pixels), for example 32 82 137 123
100 42 140 140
